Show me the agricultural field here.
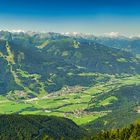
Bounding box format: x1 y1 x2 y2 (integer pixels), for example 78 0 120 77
1 74 140 127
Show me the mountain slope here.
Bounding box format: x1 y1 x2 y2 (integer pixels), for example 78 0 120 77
94 36 140 55
0 31 140 97
0 115 87 140
84 84 140 133
90 121 140 140
1 114 140 140
41 38 140 73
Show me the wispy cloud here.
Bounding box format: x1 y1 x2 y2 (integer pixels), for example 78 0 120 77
104 32 119 37
10 29 25 33
0 29 25 33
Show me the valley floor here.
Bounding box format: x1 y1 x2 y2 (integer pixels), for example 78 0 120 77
1 74 140 132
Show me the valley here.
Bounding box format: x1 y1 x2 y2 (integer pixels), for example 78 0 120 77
0 72 140 132
0 31 140 137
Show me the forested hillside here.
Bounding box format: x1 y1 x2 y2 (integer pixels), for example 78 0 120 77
90 121 140 140
0 114 140 140
0 115 87 140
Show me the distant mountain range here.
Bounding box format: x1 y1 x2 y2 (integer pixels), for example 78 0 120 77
63 32 140 54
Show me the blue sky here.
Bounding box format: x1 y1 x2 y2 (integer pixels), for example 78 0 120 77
0 0 140 35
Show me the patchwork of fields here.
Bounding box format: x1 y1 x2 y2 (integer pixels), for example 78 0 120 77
1 74 140 129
